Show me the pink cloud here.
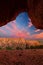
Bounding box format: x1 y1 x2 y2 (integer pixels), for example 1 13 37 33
0 29 7 34
3 20 30 38
16 31 30 38
28 21 33 28
31 32 43 39
34 29 40 32
5 20 18 33
5 20 43 39
0 20 43 39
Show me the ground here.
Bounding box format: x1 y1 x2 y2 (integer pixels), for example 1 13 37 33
0 49 43 65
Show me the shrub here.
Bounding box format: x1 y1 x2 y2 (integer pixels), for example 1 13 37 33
25 43 29 49
5 46 13 50
16 46 23 50
0 46 2 50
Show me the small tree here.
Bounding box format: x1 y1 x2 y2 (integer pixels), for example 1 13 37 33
25 43 29 49
16 46 23 50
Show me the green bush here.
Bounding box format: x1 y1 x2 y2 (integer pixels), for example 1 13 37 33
5 46 13 50
30 45 43 49
0 46 2 50
16 46 23 50
25 43 29 49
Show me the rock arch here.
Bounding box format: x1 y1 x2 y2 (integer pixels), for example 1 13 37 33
0 0 43 29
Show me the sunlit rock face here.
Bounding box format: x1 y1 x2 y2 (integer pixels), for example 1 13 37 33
0 0 43 29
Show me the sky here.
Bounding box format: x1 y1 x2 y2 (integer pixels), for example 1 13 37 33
0 12 43 39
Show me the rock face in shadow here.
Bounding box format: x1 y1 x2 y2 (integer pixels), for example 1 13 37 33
27 0 43 29
0 0 43 29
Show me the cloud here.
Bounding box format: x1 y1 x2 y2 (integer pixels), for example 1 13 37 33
28 21 33 28
5 20 18 33
2 20 30 38
34 29 40 32
0 29 7 35
15 30 30 38
0 19 43 39
10 22 30 38
31 32 43 39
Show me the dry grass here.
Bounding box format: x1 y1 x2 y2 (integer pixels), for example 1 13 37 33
0 38 42 50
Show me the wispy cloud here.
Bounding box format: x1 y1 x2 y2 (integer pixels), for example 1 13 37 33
31 32 43 39
0 20 30 38
28 21 33 28
0 17 43 39
10 20 30 38
0 29 7 35
14 30 30 38
34 29 40 32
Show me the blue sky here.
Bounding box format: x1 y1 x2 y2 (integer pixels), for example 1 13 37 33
0 12 43 39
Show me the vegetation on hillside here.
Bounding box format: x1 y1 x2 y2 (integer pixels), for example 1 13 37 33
0 38 43 50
